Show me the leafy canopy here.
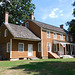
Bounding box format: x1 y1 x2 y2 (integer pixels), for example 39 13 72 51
67 1 75 42
0 0 35 25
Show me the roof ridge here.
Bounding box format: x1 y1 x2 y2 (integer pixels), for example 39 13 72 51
32 20 64 30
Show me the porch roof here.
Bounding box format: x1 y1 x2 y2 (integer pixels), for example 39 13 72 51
53 40 75 45
4 23 41 41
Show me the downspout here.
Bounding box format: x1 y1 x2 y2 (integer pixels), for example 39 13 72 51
10 39 12 59
41 27 43 57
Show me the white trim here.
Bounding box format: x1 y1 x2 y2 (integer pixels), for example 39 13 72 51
18 43 24 52
7 42 10 53
38 42 41 52
47 42 51 52
25 22 29 28
10 39 12 58
60 34 63 40
13 38 41 41
41 27 43 57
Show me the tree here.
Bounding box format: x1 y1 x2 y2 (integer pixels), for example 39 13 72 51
0 0 35 25
67 1 75 42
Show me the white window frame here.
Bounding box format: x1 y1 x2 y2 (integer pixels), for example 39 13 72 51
47 43 51 52
70 36 73 42
66 35 68 41
60 34 63 40
47 31 50 38
18 43 24 52
25 22 29 28
54 44 57 52
4 29 7 37
53 33 57 39
38 43 41 52
7 42 10 52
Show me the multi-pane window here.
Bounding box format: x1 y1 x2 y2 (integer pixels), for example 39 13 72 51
54 44 57 52
60 34 63 40
47 43 51 52
18 43 24 52
7 43 10 52
4 29 7 37
38 43 41 52
66 35 68 41
70 36 73 42
47 31 50 38
25 22 29 28
54 33 57 39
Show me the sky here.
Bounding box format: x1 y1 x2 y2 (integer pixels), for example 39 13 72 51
32 0 75 30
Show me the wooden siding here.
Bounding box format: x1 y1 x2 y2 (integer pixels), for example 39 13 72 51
0 24 13 59
42 30 72 57
11 39 41 58
22 20 41 38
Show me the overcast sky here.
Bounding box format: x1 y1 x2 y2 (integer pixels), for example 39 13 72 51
32 0 75 30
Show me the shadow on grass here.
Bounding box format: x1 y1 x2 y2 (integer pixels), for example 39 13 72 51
10 61 75 75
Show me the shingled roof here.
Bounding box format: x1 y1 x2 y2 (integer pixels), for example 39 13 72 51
31 20 68 34
4 23 40 40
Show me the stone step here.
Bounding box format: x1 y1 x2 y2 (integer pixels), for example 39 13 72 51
27 57 39 60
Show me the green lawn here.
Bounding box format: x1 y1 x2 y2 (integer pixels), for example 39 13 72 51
0 58 75 75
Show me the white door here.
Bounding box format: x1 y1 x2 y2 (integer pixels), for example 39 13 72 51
28 44 33 56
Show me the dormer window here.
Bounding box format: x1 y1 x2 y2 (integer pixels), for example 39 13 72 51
4 29 7 37
25 22 29 28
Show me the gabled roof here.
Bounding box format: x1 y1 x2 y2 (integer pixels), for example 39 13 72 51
4 23 40 40
31 20 68 34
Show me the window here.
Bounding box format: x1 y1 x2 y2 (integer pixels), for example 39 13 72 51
38 43 41 52
54 33 57 39
47 43 51 52
4 29 7 37
47 31 50 38
54 44 57 52
7 43 10 52
70 36 73 42
18 43 24 52
66 35 68 41
25 22 29 28
60 34 63 40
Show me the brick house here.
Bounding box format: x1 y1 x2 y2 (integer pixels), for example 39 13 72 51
0 12 75 60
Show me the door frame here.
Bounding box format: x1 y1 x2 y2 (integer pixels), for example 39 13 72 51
28 44 33 56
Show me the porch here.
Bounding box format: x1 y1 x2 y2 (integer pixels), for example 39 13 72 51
53 40 75 56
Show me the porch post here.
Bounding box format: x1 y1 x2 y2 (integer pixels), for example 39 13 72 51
10 39 12 58
59 43 60 55
65 44 66 55
70 44 72 55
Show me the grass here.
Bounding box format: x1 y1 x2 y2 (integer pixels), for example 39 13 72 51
0 58 75 75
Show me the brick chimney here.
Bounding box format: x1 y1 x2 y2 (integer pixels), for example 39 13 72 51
60 25 64 29
5 12 9 24
29 13 34 20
